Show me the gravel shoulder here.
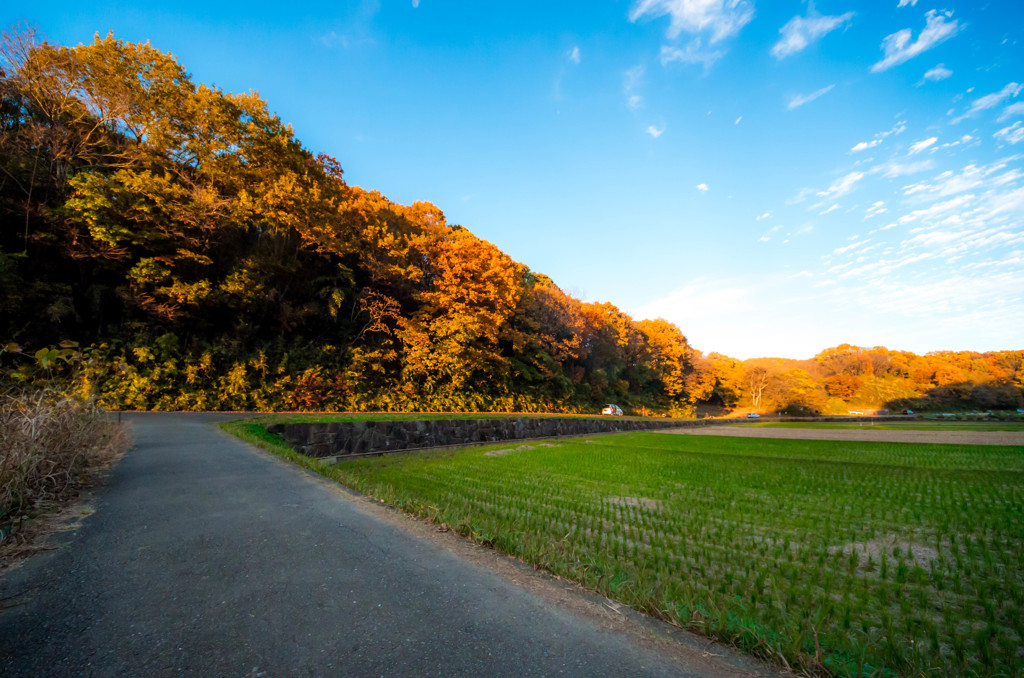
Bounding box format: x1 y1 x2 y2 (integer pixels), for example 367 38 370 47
658 425 1024 446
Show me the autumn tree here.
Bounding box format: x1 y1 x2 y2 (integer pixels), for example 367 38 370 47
824 374 862 401
399 228 524 396
746 366 769 408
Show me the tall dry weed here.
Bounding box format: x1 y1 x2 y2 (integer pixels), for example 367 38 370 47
0 390 131 541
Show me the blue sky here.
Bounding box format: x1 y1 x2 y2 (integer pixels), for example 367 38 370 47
8 1 1023 359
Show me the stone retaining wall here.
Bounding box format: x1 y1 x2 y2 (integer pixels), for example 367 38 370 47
266 417 693 458
266 414 915 459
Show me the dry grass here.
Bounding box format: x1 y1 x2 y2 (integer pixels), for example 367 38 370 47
0 390 131 549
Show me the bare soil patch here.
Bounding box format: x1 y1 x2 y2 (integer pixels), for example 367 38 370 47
484 444 540 457
658 426 1024 446
608 496 661 511
829 534 940 571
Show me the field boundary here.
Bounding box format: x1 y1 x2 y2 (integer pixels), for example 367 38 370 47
659 425 1024 446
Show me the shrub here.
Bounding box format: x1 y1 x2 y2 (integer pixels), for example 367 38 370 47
0 390 131 540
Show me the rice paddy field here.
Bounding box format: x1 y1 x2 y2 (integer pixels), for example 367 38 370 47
328 432 1024 677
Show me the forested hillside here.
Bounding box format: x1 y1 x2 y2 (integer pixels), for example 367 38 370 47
0 30 711 413
2 30 1021 414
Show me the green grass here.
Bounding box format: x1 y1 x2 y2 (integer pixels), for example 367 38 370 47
273 430 1024 677
747 421 1024 432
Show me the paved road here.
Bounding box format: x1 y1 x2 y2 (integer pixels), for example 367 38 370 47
1 413 774 677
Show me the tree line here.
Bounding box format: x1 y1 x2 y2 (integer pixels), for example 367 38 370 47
706 345 1024 415
2 30 1020 414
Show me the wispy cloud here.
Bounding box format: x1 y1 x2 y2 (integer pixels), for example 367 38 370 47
865 201 888 218
759 224 782 242
734 116 742 125
630 0 755 42
851 121 907 153
646 124 665 138
897 0 917 7
660 39 725 69
852 139 882 152
870 10 962 73
1000 102 1024 122
874 158 935 178
922 63 952 82
952 82 1022 124
771 11 854 60
908 137 937 154
567 45 581 64
995 122 1024 146
788 84 835 110
317 30 376 49
696 183 709 192
902 160 1020 199
756 211 771 221
817 171 865 200
624 65 645 110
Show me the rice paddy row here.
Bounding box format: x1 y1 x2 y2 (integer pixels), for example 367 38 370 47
325 432 1024 677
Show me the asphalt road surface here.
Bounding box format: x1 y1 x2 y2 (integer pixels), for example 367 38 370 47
0 413 777 677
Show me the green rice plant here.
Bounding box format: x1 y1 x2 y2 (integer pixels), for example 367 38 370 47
236 427 1024 677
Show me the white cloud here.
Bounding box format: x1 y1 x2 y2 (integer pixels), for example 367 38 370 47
567 45 580 64
771 11 854 59
908 137 938 154
696 182 709 192
1000 102 1024 121
660 39 726 69
820 203 841 215
817 171 864 199
851 121 906 152
788 84 835 110
897 0 917 6
624 65 645 110
936 134 975 150
865 201 888 218
870 10 961 73
902 160 1020 198
995 122 1024 146
873 158 934 178
412 0 420 6
952 82 1023 123
735 116 742 125
630 0 755 42
646 124 665 138
852 139 882 152
756 211 771 221
922 64 952 82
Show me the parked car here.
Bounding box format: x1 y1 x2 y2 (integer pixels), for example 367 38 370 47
601 404 623 416
746 413 760 418
902 409 914 415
